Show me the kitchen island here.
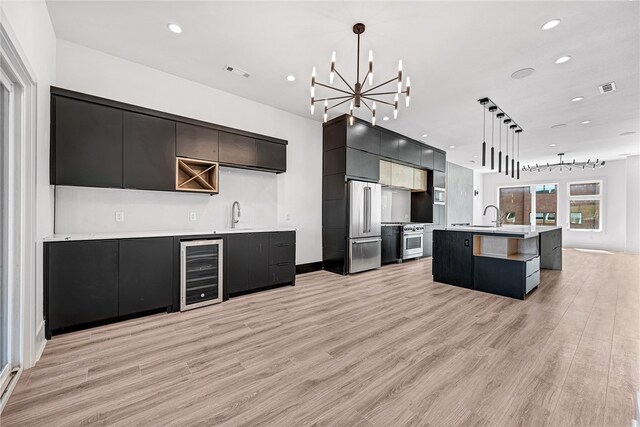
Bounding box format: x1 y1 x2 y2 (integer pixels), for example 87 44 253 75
432 225 562 299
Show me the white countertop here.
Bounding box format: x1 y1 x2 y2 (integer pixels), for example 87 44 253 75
44 227 297 242
444 225 561 238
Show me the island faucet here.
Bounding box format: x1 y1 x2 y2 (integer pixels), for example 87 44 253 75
231 201 241 228
483 204 502 227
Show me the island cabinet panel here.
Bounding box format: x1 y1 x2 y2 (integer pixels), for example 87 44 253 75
474 257 527 300
52 96 123 188
248 233 270 290
256 140 286 172
432 230 473 288
540 228 563 270
346 147 379 182
380 132 399 160
123 112 176 191
219 132 257 167
47 240 119 332
118 238 173 316
347 122 380 154
399 139 421 166
434 151 446 172
176 122 219 162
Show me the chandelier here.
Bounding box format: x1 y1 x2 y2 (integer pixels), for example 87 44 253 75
523 153 605 173
478 97 524 179
310 23 411 126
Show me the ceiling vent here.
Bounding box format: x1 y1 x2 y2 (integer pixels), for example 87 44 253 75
224 65 251 78
598 81 616 94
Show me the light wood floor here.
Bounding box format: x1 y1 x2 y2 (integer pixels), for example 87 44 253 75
2 248 638 426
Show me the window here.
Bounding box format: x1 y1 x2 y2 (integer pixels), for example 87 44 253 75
568 181 602 231
498 183 557 226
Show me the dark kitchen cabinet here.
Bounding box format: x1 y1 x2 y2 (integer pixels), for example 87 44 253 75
118 238 173 316
346 147 379 182
434 151 446 172
248 233 270 290
347 122 380 154
382 226 401 264
380 132 399 160
269 231 295 286
399 139 422 166
420 146 434 169
256 140 286 172
225 233 249 294
176 122 219 162
46 240 119 332
219 132 256 167
123 112 176 191
52 96 123 188
433 230 473 289
434 170 446 189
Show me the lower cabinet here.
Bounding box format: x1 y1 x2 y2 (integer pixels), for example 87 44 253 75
432 230 473 289
474 256 540 300
381 226 401 264
248 233 270 290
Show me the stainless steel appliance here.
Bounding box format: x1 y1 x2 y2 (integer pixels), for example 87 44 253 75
402 223 425 260
434 187 446 205
180 239 223 311
349 180 382 273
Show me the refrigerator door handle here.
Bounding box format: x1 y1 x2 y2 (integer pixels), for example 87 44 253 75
365 186 371 233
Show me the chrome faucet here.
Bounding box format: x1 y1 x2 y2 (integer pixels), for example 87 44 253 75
483 204 502 227
231 201 241 228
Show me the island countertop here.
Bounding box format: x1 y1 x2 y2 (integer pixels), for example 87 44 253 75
444 225 562 238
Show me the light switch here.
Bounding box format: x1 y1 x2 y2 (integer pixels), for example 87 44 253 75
190 212 197 221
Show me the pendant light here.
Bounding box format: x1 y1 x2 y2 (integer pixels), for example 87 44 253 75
489 106 496 170
497 113 504 172
504 118 511 176
480 99 488 166
510 124 517 178
516 129 522 179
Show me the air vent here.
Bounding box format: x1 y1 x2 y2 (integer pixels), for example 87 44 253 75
223 65 251 78
598 81 616 94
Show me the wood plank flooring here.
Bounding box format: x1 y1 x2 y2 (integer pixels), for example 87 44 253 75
1 248 638 426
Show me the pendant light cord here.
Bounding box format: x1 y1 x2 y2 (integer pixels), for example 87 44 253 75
491 111 494 147
483 107 486 142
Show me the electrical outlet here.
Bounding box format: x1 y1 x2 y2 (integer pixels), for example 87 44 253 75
285 213 291 221
115 211 125 222
189 212 197 221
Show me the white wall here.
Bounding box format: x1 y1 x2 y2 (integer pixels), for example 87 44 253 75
0 0 56 366
55 40 322 264
481 159 628 252
626 155 640 253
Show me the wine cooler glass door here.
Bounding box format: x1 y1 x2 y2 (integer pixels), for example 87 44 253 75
180 240 223 311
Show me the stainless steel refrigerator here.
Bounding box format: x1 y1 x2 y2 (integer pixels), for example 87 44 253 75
348 180 382 273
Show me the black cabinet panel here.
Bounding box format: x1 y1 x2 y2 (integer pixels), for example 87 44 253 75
176 122 219 162
219 132 256 167
411 191 433 224
381 227 401 264
433 230 473 289
347 122 380 154
434 151 446 172
248 233 269 290
53 96 123 188
380 132 399 160
421 146 434 169
119 238 173 316
474 257 526 299
269 231 295 246
399 139 421 166
123 112 176 191
225 234 249 294
434 170 446 188
324 147 346 176
256 140 286 172
47 241 119 331
269 263 295 285
346 148 379 182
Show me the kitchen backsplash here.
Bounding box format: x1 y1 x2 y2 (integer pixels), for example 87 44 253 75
381 188 411 223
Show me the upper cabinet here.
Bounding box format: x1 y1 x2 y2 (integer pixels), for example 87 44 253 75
398 139 422 165
434 151 446 172
52 97 123 188
123 112 176 191
176 122 219 162
347 122 380 154
256 140 286 172
219 132 256 167
380 132 399 160
420 146 434 169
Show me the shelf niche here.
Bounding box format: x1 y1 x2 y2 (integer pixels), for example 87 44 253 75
176 157 219 194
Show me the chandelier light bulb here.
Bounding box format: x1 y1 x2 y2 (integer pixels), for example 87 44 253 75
368 50 374 85
405 77 411 107
397 60 403 93
310 98 315 115
330 52 336 84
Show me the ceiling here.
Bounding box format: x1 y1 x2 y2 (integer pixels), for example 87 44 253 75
46 1 640 171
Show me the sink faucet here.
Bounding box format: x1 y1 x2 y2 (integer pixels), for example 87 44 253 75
483 204 502 227
231 201 241 228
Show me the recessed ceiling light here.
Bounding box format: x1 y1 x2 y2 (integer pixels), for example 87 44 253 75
549 143 557 147
382 116 389 121
580 120 591 124
571 96 584 102
449 145 455 149
511 68 535 79
620 131 637 136
555 56 572 64
167 23 182 34
541 19 561 30
286 75 296 82
421 134 428 138
551 124 567 129
473 155 478 158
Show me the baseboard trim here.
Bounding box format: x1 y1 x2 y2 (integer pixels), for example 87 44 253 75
296 261 323 275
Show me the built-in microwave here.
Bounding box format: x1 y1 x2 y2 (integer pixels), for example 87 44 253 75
434 187 446 205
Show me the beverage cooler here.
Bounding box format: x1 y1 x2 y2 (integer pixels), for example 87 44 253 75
180 240 223 311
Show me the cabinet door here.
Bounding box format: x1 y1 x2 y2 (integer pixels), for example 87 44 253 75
399 139 421 166
119 238 173 316
256 140 286 172
379 160 392 185
269 232 295 265
346 147 379 182
433 170 446 189
248 233 269 290
391 163 414 189
347 122 380 154
219 132 256 167
434 151 446 172
269 263 295 285
380 132 399 159
53 96 123 188
47 241 119 331
421 146 434 169
225 234 249 294
414 169 427 191
432 231 473 288
176 122 219 162
123 112 176 191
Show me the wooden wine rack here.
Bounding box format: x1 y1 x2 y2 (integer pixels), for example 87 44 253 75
176 157 219 193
